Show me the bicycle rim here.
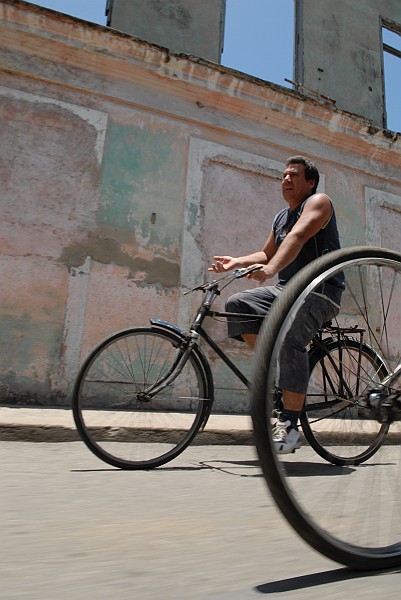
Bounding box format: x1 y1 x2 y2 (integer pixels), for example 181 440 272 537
302 338 389 465
73 327 211 469
251 247 401 569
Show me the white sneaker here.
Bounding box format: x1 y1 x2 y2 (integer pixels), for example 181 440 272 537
272 420 301 454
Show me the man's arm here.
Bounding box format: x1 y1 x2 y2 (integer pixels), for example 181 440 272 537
209 231 277 273
250 193 332 282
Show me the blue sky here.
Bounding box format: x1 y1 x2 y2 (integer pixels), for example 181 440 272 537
20 1 401 131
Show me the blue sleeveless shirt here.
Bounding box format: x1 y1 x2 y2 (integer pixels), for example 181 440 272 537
272 195 344 290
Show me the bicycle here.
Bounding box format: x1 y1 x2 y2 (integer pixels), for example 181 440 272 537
251 246 401 570
72 258 388 474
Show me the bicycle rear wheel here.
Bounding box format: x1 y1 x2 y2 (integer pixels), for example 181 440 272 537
73 327 212 469
251 246 401 569
302 338 389 466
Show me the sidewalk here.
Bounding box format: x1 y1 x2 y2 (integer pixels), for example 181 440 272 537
1 405 400 445
0 406 253 444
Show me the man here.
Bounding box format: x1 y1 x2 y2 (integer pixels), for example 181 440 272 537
209 156 343 453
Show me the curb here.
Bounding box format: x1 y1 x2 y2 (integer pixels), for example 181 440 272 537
2 408 400 445
0 424 254 445
0 407 254 444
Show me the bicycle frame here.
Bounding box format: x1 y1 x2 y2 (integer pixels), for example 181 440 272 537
147 303 260 396
146 268 395 420
141 271 262 399
156 297 332 392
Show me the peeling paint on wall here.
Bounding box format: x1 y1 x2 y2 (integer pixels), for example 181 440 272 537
93 120 185 286
0 258 67 402
59 231 180 288
0 86 108 164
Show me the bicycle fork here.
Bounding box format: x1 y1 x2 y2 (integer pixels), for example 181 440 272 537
136 331 200 401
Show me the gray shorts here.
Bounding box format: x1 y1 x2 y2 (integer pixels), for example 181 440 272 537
225 284 342 394
225 284 284 340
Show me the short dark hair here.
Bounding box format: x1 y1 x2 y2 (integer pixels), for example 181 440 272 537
286 156 319 193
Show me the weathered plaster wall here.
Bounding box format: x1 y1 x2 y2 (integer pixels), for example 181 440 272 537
295 0 401 127
1 0 401 411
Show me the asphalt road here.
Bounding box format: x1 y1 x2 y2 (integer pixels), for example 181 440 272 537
1 440 400 599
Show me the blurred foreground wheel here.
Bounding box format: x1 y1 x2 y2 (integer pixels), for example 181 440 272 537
251 247 401 569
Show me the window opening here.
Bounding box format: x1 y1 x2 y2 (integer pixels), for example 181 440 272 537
221 0 294 89
382 23 401 132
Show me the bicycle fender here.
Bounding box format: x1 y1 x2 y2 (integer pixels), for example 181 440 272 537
149 318 186 337
149 318 212 370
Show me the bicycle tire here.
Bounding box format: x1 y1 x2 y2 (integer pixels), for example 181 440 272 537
302 338 389 466
72 326 213 469
251 246 401 569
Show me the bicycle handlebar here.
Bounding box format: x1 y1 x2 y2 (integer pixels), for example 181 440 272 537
234 264 263 278
183 264 262 295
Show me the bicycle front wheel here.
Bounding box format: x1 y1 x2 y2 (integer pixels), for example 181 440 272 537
72 327 212 469
302 338 389 466
251 246 401 569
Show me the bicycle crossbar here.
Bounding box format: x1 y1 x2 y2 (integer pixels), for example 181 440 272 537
210 311 264 320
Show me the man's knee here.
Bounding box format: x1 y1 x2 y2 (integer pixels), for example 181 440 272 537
226 291 250 313
285 296 333 349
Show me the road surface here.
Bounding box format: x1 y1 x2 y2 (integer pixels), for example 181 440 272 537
1 440 400 599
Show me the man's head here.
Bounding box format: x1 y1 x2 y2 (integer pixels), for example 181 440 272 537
285 156 319 193
282 156 320 206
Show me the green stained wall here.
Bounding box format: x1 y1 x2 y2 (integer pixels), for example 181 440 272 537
58 121 187 289
96 122 186 287
0 315 63 397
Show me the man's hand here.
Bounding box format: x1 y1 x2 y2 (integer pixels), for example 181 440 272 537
246 264 277 283
208 256 239 273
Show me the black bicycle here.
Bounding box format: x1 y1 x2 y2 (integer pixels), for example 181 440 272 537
73 257 388 474
251 246 401 570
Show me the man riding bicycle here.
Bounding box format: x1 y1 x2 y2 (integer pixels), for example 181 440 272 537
209 156 344 453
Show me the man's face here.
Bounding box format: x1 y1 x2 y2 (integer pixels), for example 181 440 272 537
281 163 316 206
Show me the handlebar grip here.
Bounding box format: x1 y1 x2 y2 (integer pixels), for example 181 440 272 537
235 265 262 278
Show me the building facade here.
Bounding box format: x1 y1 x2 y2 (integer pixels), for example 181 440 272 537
1 0 401 411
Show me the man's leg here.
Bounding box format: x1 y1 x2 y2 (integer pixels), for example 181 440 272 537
225 285 282 342
273 293 340 453
241 333 257 349
282 390 305 411
241 333 303 452
272 390 304 453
